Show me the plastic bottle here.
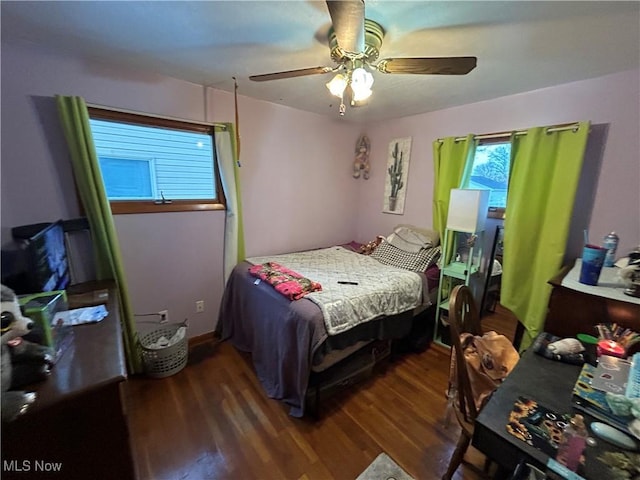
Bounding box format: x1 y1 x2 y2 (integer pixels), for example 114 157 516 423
555 414 588 472
603 232 619 267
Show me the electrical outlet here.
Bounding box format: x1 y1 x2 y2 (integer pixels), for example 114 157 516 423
195 300 204 313
159 310 169 323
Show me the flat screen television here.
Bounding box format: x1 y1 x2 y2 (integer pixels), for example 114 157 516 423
25 220 71 293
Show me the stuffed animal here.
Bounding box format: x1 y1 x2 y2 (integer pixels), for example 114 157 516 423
619 248 640 298
8 336 54 388
1 284 54 422
359 235 385 255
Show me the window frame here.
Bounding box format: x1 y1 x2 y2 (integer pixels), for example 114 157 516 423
88 107 226 214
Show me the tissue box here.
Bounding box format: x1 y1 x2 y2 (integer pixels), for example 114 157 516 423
19 290 73 359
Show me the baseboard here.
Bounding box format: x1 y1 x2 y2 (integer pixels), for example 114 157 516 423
188 331 220 351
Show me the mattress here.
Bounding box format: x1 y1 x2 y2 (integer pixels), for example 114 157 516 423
217 250 438 417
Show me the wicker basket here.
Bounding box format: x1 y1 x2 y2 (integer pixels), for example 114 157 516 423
138 321 188 378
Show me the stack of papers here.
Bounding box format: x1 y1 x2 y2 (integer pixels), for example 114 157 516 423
53 305 109 326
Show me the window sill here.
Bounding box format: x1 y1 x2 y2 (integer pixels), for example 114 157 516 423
110 201 225 215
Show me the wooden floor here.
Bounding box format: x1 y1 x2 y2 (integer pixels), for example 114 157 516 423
125 306 518 480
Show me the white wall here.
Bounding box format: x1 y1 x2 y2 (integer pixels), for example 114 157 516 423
357 69 640 258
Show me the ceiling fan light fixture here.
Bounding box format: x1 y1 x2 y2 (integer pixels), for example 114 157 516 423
351 67 374 101
352 87 372 102
326 73 347 98
249 5 477 117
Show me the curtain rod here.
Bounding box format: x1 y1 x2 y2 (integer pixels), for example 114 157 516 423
437 122 581 143
85 102 228 129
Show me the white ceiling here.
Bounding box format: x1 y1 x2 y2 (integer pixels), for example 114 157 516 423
2 1 639 123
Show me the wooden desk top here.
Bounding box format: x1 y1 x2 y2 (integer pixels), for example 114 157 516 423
552 260 640 305
545 261 640 340
19 280 127 414
2 281 135 480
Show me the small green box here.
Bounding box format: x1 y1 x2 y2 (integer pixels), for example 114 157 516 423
19 290 72 357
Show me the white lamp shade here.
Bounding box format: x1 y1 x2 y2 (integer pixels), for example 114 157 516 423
352 86 372 102
352 67 373 89
446 188 490 233
326 74 347 97
351 67 374 101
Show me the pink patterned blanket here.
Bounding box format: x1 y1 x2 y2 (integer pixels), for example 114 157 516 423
248 262 322 301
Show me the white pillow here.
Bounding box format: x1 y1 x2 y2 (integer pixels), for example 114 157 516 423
391 224 440 249
387 226 430 253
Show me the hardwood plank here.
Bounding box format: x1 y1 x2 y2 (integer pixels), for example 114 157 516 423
126 309 518 480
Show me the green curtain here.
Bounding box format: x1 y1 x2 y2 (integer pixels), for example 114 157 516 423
501 122 590 348
215 124 245 282
56 95 143 374
432 134 477 262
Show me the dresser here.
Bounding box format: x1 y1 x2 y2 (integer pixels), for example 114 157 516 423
544 260 640 339
2 281 135 480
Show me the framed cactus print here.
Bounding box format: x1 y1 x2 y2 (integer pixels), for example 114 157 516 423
383 137 411 214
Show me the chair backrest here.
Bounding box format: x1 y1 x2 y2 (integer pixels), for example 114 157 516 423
448 284 483 423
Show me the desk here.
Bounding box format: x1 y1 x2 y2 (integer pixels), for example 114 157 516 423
473 343 635 479
545 261 640 339
1 281 135 480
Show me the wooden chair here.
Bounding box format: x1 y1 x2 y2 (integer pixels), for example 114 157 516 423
442 284 487 480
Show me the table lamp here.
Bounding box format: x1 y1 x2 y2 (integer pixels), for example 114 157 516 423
446 188 490 233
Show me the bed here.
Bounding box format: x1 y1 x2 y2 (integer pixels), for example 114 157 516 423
217 225 441 417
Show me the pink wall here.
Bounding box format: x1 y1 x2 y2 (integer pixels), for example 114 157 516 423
1 42 358 336
357 69 640 258
207 90 361 256
2 39 638 337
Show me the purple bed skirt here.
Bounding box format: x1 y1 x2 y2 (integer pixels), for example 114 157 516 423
217 260 436 416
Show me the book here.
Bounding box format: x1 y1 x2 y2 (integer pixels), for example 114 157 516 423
506 396 572 457
590 354 630 395
571 363 633 434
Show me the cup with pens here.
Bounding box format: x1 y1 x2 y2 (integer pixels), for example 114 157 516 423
594 323 640 358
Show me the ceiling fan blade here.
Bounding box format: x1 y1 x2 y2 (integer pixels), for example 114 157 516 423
375 57 477 75
249 66 334 82
326 0 365 53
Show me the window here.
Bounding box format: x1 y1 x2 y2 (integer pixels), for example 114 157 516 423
88 107 225 214
466 140 511 217
98 156 154 199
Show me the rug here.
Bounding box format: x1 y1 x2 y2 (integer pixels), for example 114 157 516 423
355 453 414 480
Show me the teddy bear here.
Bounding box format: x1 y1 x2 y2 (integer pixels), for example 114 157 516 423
1 284 55 422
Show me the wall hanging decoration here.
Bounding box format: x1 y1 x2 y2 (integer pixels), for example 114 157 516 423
383 137 411 214
353 135 371 179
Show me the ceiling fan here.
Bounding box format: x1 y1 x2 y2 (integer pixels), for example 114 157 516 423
249 0 477 116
